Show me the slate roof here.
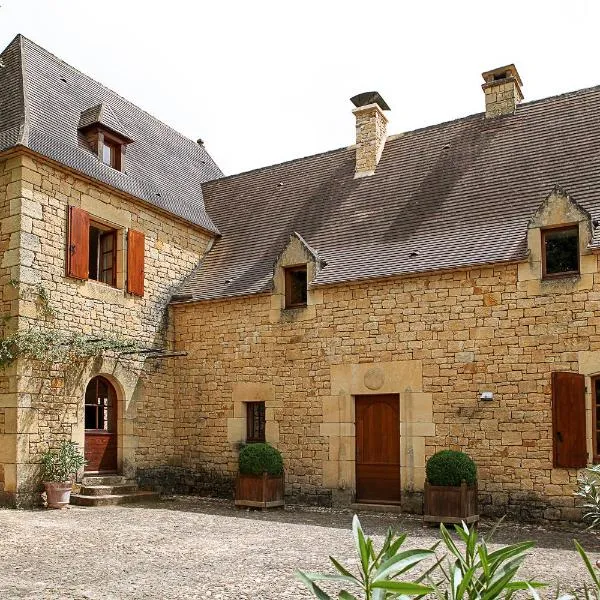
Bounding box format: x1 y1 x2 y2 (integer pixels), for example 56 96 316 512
179 84 600 301
0 35 222 233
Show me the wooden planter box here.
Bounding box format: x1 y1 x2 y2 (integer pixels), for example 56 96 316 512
424 481 479 524
235 472 284 509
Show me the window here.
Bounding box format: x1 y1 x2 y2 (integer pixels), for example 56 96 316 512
84 376 115 432
542 226 579 278
101 136 121 170
67 206 145 296
594 377 600 463
89 223 116 286
284 265 308 308
246 402 266 443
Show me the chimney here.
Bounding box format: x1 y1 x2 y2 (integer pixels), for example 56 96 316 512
350 91 390 178
481 64 523 118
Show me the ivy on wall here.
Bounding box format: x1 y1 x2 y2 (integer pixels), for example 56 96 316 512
0 330 136 368
0 280 138 368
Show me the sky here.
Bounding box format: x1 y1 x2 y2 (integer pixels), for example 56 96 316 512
1 1 600 176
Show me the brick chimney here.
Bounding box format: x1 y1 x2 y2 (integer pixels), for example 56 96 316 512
481 64 523 118
350 92 390 178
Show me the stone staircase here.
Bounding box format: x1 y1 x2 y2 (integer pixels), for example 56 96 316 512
70 475 159 507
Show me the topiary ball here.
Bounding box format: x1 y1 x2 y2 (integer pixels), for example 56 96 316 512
426 450 477 486
239 443 284 476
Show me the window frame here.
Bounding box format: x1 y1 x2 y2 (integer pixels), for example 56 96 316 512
89 220 118 288
284 264 308 309
593 376 600 464
246 401 266 443
541 224 580 279
100 133 122 171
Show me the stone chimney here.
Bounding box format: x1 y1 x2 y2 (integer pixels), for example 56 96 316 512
481 64 523 118
350 91 390 178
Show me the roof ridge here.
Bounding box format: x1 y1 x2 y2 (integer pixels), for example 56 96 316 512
17 34 30 146
207 81 600 185
16 34 218 157
204 145 352 184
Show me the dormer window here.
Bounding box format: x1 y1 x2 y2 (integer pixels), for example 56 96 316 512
78 103 133 173
284 265 308 308
542 225 579 278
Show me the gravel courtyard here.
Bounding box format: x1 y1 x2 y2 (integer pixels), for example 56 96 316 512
0 497 598 599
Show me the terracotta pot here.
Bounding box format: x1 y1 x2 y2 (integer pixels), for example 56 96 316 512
44 481 73 509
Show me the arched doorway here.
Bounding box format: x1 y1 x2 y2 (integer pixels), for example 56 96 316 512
84 376 118 473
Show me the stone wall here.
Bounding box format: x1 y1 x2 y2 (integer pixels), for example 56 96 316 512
0 151 212 505
170 249 600 519
0 157 18 504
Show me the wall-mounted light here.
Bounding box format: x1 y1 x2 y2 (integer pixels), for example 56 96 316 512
479 391 494 401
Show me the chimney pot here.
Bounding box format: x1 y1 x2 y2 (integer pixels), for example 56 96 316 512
481 64 524 118
351 91 390 178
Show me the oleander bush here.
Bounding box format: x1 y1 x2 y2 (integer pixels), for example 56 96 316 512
426 450 477 487
297 515 600 600
574 541 600 600
238 443 284 476
434 520 544 599
575 464 600 529
297 514 437 599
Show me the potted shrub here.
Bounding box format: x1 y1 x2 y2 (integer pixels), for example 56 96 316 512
41 440 86 509
424 450 478 524
235 443 284 509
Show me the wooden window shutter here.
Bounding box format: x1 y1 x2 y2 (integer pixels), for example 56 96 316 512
552 371 587 468
67 206 89 280
127 229 145 296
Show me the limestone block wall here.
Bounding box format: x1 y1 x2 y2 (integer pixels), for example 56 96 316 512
0 157 19 504
0 150 212 505
171 254 600 520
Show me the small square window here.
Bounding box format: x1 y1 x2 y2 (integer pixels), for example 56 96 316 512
284 265 308 308
246 402 266 443
542 226 579 278
89 222 117 287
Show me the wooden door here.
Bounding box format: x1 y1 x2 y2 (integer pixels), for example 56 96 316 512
84 376 118 473
552 371 587 468
355 394 400 504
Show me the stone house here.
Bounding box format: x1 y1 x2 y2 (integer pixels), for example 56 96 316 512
0 35 599 520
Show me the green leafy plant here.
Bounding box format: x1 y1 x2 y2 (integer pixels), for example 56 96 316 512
40 440 86 482
433 520 545 599
239 443 284 476
575 465 600 528
571 541 600 599
0 328 137 368
297 514 436 599
426 450 477 487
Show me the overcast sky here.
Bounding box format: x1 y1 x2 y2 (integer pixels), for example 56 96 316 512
1 1 599 175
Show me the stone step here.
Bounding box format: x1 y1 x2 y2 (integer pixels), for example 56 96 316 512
81 475 128 486
70 491 159 507
79 483 139 496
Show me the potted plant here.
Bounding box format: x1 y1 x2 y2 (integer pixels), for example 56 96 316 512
40 440 86 509
235 443 284 509
423 450 478 524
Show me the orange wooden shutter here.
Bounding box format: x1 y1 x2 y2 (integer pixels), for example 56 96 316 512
127 229 145 296
67 206 89 280
552 371 587 468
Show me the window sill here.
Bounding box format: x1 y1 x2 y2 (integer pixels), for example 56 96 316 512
542 272 580 281
78 279 125 303
88 278 119 290
284 304 308 311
